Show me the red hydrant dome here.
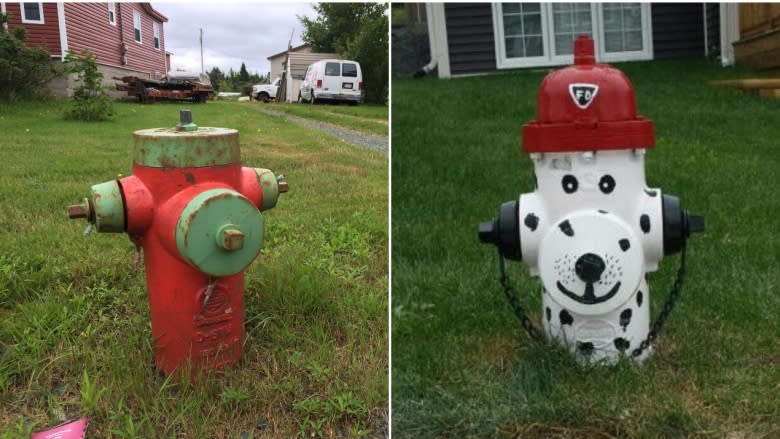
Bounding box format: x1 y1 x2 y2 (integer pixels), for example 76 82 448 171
522 35 654 153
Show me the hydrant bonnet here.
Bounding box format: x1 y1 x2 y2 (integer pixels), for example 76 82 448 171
523 35 655 153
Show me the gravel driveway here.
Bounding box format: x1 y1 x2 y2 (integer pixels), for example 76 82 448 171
257 108 388 154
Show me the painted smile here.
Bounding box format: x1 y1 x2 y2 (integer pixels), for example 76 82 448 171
556 280 622 305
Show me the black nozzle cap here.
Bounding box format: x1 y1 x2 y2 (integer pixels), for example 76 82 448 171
687 214 705 234
478 200 522 261
662 193 704 255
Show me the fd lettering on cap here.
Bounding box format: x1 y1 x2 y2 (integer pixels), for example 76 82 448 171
569 83 599 109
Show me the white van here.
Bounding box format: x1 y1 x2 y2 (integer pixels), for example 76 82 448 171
299 59 363 105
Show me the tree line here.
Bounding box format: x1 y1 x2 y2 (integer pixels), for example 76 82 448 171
207 62 268 96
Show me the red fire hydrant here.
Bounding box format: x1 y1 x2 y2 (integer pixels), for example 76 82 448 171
68 110 287 376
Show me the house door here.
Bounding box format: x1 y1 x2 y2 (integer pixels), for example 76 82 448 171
492 3 653 69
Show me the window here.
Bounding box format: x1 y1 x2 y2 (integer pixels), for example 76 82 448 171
324 62 340 76
501 3 544 58
108 2 115 25
493 3 651 68
133 11 141 43
21 3 44 24
342 63 358 77
153 22 160 50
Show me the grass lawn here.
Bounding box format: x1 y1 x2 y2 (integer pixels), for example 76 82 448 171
391 59 779 438
249 101 389 138
0 100 388 437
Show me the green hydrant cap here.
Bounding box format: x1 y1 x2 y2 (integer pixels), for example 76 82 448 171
175 189 264 277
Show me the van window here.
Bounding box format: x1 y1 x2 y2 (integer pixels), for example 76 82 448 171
325 62 340 76
342 63 358 77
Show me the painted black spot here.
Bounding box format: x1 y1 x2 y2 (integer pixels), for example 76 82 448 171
559 220 574 237
184 172 196 184
561 175 578 194
599 175 616 194
534 174 538 189
524 213 539 231
619 239 630 251
545 307 551 321
644 188 657 197
640 214 650 234
598 209 608 214
614 338 630 352
577 341 594 355
559 309 573 326
619 309 633 331
636 291 643 307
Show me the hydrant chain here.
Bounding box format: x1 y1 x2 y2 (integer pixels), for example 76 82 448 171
631 245 687 358
497 250 545 343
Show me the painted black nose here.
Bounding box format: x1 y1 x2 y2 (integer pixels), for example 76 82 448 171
575 253 606 283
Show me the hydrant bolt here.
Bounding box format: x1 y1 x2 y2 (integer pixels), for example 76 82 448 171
219 227 245 251
67 203 88 219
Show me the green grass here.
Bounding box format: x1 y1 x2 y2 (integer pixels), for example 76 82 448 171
0 100 388 437
391 59 779 438
251 101 389 137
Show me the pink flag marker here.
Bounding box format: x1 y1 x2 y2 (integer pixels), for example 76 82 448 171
32 417 88 439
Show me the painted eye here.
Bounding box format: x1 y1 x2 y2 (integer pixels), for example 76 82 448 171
599 175 616 194
561 174 578 194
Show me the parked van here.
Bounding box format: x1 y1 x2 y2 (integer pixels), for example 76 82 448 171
299 59 363 105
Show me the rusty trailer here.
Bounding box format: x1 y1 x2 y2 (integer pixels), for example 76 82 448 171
115 73 214 103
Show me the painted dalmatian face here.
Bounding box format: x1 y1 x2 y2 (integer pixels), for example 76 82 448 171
538 210 644 316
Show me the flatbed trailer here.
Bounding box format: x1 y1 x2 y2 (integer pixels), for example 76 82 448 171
115 75 214 103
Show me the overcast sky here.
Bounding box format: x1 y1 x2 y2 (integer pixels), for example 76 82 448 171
154 2 317 76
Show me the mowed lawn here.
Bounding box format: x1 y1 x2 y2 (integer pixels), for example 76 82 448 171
0 100 388 437
391 60 779 438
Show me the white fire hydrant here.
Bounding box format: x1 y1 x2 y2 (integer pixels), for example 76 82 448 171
479 36 703 364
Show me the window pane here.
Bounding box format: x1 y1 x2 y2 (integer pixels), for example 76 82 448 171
603 8 621 30
502 3 521 14
522 13 542 35
522 3 541 13
552 3 571 13
574 11 592 31
23 3 41 21
555 35 575 55
554 12 572 33
525 36 543 56
325 62 340 76
342 63 357 77
505 36 524 58
575 3 591 12
504 15 523 36
625 30 643 51
604 30 623 52
624 5 642 29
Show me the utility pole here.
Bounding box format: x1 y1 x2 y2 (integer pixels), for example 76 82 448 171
200 28 204 74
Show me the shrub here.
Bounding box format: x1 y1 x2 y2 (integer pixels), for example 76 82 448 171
0 12 61 101
64 49 112 121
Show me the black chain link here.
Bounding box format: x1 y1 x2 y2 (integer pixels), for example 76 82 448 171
497 249 545 343
631 244 687 357
496 245 688 357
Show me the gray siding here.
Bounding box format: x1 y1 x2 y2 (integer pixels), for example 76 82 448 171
651 3 705 59
444 3 496 74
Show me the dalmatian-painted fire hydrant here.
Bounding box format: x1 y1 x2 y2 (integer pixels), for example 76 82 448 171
479 36 703 364
67 110 287 376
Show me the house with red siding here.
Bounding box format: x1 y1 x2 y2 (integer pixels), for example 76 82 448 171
1 2 168 97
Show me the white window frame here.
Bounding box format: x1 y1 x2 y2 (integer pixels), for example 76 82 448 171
153 21 160 50
108 2 115 26
133 10 142 44
492 3 653 69
595 3 653 63
20 2 44 24
492 4 550 69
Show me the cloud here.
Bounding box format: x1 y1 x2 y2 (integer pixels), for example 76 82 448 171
154 2 317 76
